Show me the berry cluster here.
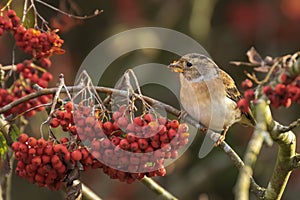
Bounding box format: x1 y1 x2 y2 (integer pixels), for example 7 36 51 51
262 75 300 108
12 133 102 190
1 10 64 66
13 134 68 190
0 9 64 117
0 59 53 117
48 102 190 183
0 10 20 35
237 74 300 111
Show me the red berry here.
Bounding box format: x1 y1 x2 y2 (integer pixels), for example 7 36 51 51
126 133 136 143
244 89 255 101
37 138 47 148
275 84 286 95
168 129 177 140
178 123 189 133
28 148 36 155
151 140 160 148
42 155 50 164
64 101 73 112
18 133 29 143
158 125 167 135
50 118 60 128
237 98 250 113
44 145 54 156
117 116 128 127
19 143 28 153
144 113 154 123
241 79 253 89
111 136 120 146
287 85 300 102
71 150 82 161
138 139 149 150
159 134 169 143
263 85 273 96
170 120 179 129
7 10 16 18
112 111 122 121
130 142 139 151
41 72 53 82
103 121 113 132
101 138 111 149
32 156 42 166
12 142 20 152
119 139 130 150
40 58 52 68
51 155 60 164
133 116 144 126
35 174 45 183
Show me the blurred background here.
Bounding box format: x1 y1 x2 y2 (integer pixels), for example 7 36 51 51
1 0 300 199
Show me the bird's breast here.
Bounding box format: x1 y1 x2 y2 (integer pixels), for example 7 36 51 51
179 74 241 131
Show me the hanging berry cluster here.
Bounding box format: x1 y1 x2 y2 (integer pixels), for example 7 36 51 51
236 48 300 112
1 9 64 65
0 9 64 117
46 102 189 185
12 133 102 190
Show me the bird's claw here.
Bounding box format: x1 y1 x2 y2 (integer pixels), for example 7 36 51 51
178 110 188 120
214 135 225 147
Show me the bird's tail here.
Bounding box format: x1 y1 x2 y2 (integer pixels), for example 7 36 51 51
240 111 256 127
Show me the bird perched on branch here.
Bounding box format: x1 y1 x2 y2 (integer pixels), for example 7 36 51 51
168 53 255 145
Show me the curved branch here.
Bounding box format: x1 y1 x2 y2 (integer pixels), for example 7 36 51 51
235 99 270 200
0 85 264 197
277 118 300 133
35 0 103 20
141 177 178 200
258 100 297 200
81 182 103 200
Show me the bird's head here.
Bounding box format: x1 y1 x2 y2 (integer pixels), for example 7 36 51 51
168 53 218 81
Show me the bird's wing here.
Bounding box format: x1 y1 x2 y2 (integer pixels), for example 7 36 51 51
219 69 256 126
219 69 241 103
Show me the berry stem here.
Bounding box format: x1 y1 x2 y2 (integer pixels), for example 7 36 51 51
0 0 13 12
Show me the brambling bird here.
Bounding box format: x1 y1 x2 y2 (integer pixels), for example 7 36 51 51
168 53 255 145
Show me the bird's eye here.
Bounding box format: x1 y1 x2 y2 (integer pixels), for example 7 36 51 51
186 62 193 67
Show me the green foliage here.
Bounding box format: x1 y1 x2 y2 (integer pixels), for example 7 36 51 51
0 133 7 157
9 124 21 142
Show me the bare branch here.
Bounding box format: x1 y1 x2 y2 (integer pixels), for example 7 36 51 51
81 182 103 200
141 177 178 200
277 118 300 133
255 100 297 200
235 99 270 200
35 0 103 20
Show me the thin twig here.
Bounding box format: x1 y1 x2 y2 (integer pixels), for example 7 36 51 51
277 118 300 133
35 0 103 19
141 177 178 200
22 0 29 23
0 0 13 12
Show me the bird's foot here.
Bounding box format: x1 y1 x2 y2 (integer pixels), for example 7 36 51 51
178 110 188 120
214 135 225 147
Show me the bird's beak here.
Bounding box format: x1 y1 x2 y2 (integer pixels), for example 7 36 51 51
168 61 184 73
